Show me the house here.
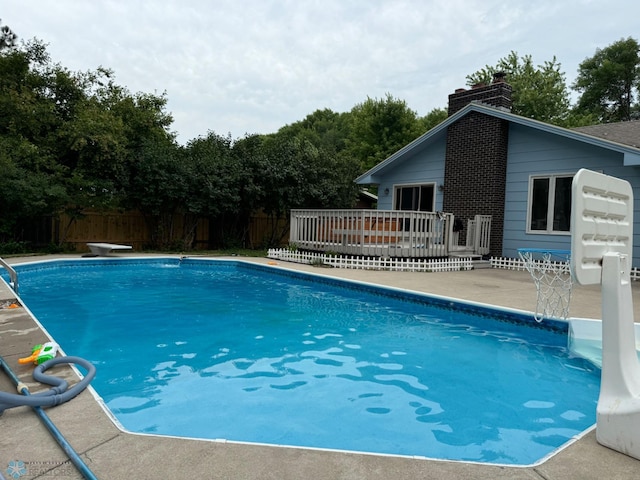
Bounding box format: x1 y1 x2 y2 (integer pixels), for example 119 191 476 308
355 74 640 266
355 189 378 209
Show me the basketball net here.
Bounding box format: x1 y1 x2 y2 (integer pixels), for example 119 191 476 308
518 250 572 322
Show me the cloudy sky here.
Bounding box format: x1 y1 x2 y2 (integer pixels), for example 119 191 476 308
4 1 639 144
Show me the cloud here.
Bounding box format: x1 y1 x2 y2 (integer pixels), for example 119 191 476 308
3 0 640 143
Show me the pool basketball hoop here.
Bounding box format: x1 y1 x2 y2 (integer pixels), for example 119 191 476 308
570 168 640 461
518 248 572 322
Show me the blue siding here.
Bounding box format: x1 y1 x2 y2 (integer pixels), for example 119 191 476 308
503 124 640 266
364 107 640 267
377 141 446 211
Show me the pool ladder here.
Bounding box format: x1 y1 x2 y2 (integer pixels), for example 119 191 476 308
0 257 18 294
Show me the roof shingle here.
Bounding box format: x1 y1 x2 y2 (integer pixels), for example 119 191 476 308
573 121 640 149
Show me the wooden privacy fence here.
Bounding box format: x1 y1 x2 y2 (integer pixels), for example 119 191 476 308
54 210 288 252
56 211 207 252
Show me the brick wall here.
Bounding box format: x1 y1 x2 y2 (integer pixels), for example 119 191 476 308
443 79 512 256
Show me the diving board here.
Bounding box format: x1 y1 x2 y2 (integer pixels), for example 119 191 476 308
86 243 133 256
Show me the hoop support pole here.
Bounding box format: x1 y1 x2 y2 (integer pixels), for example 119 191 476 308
596 252 640 460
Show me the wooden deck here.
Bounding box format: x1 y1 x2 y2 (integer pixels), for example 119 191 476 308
289 209 490 258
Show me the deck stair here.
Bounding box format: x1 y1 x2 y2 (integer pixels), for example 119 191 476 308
449 250 490 269
471 259 491 269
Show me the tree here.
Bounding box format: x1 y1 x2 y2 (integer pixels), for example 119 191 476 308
239 131 360 246
226 133 272 247
276 108 350 154
418 108 447 132
0 19 17 50
573 37 640 123
0 135 68 242
467 52 574 126
183 132 242 248
0 39 178 247
0 40 73 243
123 137 187 249
346 93 424 171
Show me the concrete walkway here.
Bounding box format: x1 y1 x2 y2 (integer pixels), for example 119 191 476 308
1 254 639 479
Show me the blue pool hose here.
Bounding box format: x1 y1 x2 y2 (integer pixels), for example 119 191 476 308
0 355 99 480
0 356 96 412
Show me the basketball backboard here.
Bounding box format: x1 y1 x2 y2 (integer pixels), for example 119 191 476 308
571 169 634 285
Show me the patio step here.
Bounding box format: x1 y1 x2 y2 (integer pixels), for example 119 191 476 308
449 252 491 269
471 259 491 269
449 251 481 259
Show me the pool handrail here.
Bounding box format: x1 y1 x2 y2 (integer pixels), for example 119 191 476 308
0 257 18 294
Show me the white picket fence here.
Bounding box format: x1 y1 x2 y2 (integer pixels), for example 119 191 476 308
267 249 640 279
267 248 473 272
490 255 640 280
489 256 529 271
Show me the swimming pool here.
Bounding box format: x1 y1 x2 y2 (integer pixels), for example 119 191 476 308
6 258 600 465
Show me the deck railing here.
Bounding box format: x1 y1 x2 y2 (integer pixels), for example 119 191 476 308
290 209 453 258
467 215 492 255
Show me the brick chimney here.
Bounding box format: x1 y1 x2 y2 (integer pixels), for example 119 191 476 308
442 73 512 257
447 72 512 116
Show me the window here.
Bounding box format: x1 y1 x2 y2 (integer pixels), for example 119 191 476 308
393 184 435 212
528 174 573 234
393 183 436 232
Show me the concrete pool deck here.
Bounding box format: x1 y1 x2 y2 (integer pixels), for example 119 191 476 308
1 254 639 479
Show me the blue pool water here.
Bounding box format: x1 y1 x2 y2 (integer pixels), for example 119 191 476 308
7 258 600 465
